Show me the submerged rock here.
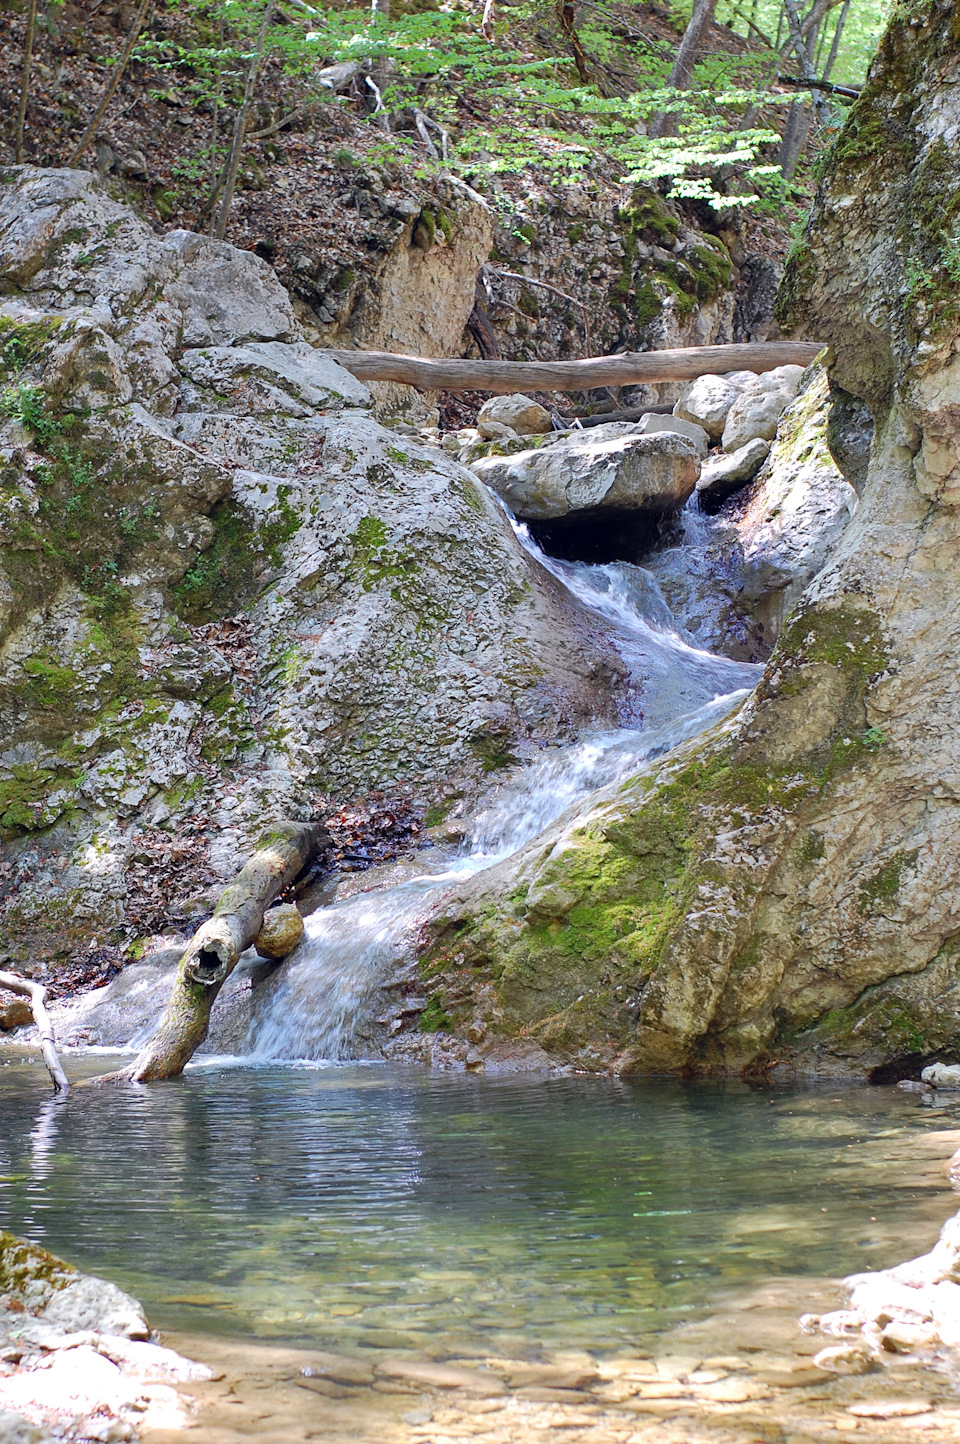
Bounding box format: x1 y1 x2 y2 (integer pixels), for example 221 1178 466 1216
469 430 699 522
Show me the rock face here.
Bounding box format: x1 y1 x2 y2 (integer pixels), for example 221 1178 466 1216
415 10 960 1078
469 429 700 523
0 167 624 965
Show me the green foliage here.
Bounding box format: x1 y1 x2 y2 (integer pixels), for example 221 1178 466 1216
420 993 453 1032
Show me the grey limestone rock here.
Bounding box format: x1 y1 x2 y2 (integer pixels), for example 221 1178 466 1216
696 438 770 503
637 411 709 455
721 364 805 451
470 429 699 521
673 375 740 440
476 394 551 437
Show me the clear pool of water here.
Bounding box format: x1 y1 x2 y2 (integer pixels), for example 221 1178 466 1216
0 1058 955 1360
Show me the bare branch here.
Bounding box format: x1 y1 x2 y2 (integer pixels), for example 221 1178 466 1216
0 971 69 1093
14 0 38 163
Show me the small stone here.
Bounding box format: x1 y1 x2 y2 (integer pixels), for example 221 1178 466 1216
476 419 519 441
477 394 551 437
637 411 709 455
848 1400 932 1419
375 1360 506 1395
812 1343 875 1374
921 1062 960 1088
255 904 305 960
0 1001 32 1032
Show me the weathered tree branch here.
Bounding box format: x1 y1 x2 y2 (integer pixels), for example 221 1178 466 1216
323 341 826 394
116 821 323 1083
0 972 69 1093
778 74 860 100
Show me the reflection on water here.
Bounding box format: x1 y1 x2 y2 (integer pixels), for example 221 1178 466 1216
0 1062 955 1359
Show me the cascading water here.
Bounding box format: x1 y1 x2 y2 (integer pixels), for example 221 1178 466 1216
58 500 761 1062
240 510 761 1063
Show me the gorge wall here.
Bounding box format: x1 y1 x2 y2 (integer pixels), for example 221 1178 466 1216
419 5 960 1081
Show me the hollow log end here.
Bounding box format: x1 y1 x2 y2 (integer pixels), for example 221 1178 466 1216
183 938 233 987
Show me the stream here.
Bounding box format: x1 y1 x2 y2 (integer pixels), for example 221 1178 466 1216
4 499 960 1440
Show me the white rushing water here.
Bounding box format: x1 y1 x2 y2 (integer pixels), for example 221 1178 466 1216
241 510 761 1063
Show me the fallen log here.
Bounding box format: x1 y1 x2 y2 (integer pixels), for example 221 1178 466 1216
120 821 324 1084
0 971 69 1092
323 341 826 395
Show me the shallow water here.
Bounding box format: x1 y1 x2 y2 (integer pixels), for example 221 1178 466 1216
1 1061 956 1362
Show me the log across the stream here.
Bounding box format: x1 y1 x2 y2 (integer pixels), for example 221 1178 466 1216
119 821 324 1083
322 341 826 394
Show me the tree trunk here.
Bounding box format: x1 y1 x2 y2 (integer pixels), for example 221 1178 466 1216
66 0 151 166
323 341 824 393
123 821 323 1083
648 0 718 139
14 0 38 163
213 1 273 242
0 972 69 1093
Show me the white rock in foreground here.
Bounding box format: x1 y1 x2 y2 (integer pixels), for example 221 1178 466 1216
469 430 699 521
809 1206 960 1361
0 1232 209 1440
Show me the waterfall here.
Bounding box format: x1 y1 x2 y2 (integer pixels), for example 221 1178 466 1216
241 513 761 1063
57 499 761 1062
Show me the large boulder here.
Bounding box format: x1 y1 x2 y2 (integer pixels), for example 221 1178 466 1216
469 428 699 521
0 168 627 966
721 365 805 451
